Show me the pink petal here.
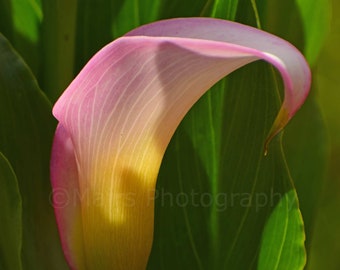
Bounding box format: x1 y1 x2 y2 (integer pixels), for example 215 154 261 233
50 124 85 270
51 18 311 269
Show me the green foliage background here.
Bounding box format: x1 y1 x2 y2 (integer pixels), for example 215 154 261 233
0 0 338 269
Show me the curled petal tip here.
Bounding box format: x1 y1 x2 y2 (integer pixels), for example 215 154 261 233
264 107 290 156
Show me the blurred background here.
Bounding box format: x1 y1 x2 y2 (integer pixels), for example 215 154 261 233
308 0 340 268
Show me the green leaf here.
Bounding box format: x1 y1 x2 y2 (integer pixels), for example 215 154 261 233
283 92 328 250
0 152 22 270
0 33 68 269
10 0 42 44
295 0 331 65
0 0 42 78
0 0 13 40
209 0 239 18
148 58 306 269
258 190 305 269
41 0 77 101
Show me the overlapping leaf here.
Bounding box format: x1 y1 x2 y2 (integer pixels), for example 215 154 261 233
0 33 68 269
0 153 22 270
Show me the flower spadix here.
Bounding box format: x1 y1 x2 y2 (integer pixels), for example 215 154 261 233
50 18 310 270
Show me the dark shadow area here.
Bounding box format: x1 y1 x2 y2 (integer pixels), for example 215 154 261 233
158 0 208 19
148 130 212 269
74 0 126 74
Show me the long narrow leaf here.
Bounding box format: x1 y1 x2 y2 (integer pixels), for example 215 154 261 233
0 33 68 270
0 152 22 270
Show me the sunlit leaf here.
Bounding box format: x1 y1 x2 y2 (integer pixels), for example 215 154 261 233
11 0 42 43
0 0 42 77
295 0 331 65
258 190 305 269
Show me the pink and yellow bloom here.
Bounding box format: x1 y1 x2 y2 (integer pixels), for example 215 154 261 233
50 18 310 269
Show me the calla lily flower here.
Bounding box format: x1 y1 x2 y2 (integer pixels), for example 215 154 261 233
50 18 310 269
